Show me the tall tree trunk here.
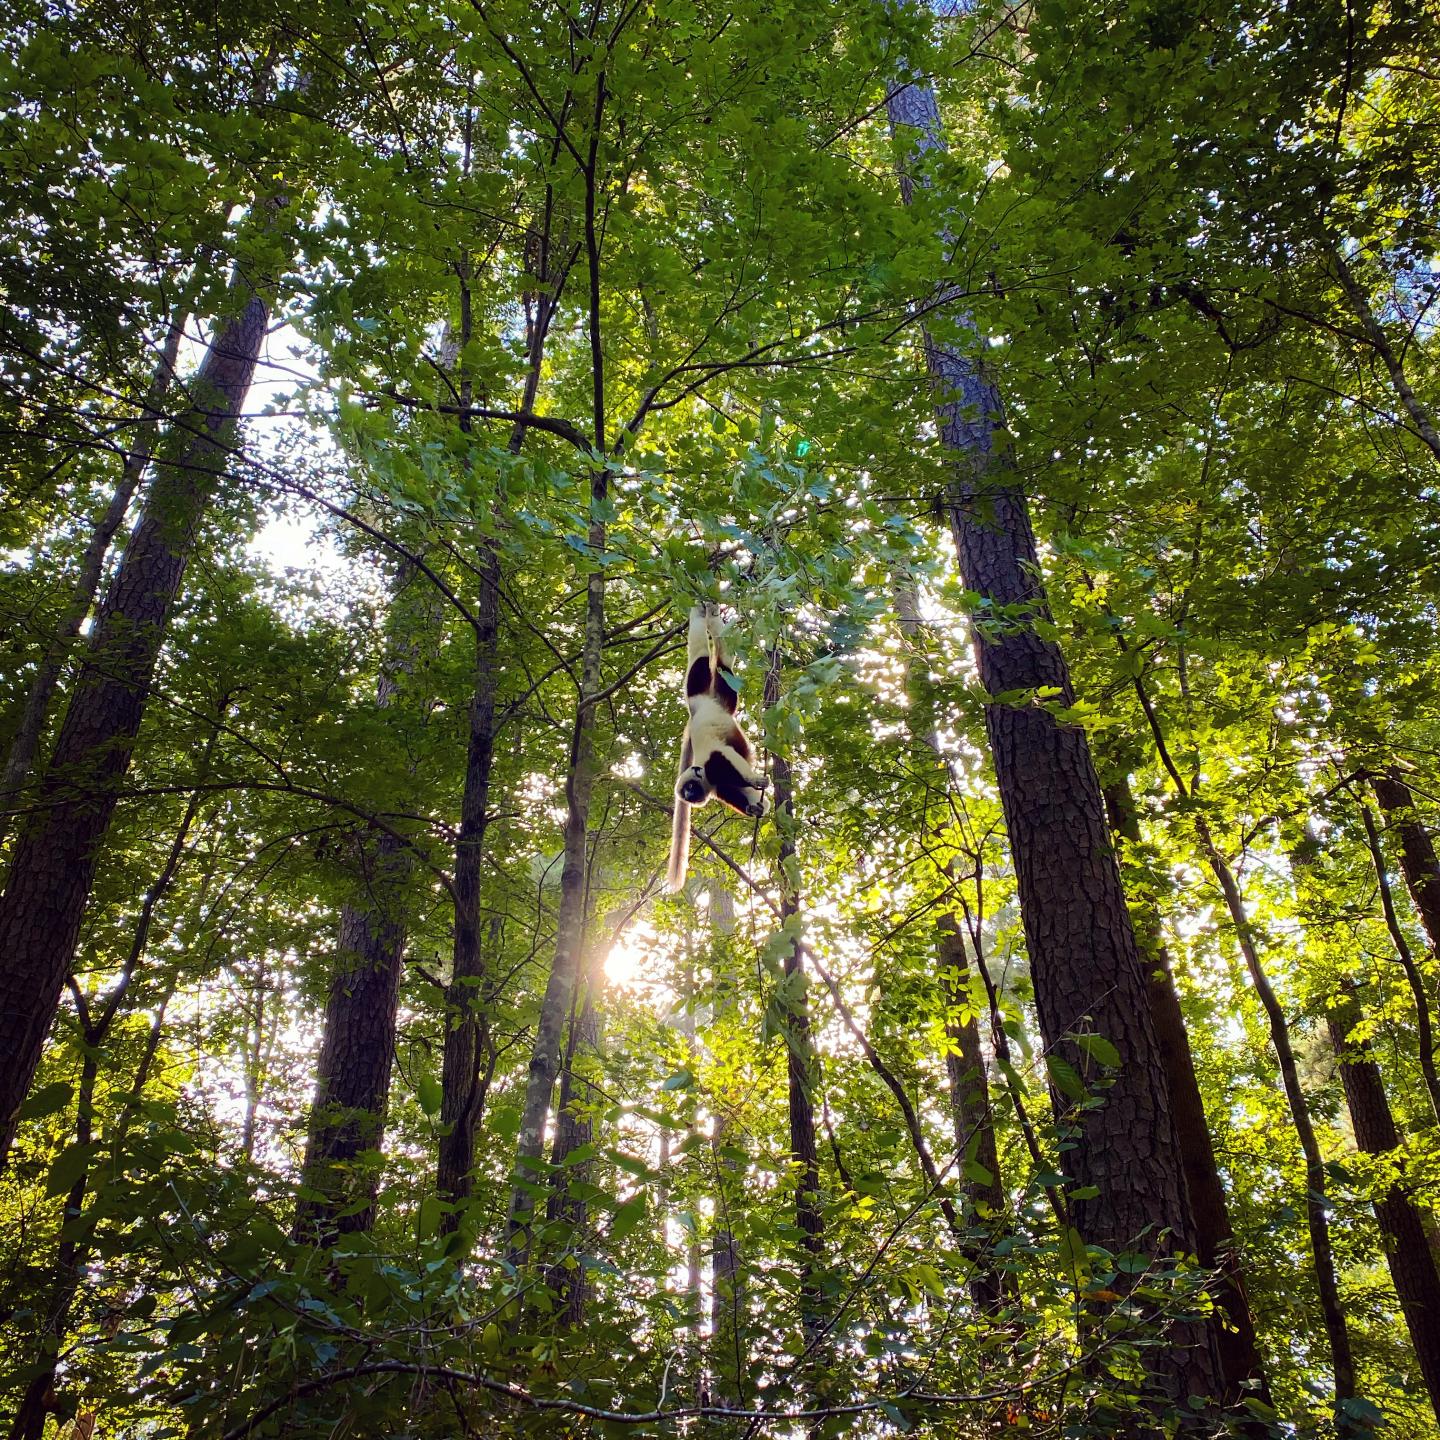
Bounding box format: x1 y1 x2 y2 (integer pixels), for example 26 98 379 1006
0 239 277 1165
938 925 1010 1313
292 833 409 1244
294 579 423 1243
1204 827 1357 1410
506 555 606 1261
437 548 502 1210
1327 988 1440 1422
884 35 1218 1405
1354 792 1440 1124
1104 774 1270 1407
0 313 186 845
764 653 823 1352
895 579 1009 1307
1371 769 1440 954
544 928 603 1327
708 882 745 1405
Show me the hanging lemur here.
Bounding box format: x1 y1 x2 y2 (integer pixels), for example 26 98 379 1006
667 604 766 892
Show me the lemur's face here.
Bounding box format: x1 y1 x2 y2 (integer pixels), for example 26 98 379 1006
677 764 710 806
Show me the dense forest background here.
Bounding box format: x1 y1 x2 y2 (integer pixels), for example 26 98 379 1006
3 0 1439 1435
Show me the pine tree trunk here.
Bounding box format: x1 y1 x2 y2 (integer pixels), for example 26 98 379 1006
884 47 1218 1405
1104 775 1269 1407
1327 991 1440 1422
0 261 273 1165
0 313 186 845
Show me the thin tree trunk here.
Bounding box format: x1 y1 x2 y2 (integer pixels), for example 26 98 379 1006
0 313 186 844
884 41 1217 1405
1203 824 1356 1409
506 555 606 1261
0 234 278 1164
1326 243 1440 462
544 920 603 1326
764 652 823 1351
437 548 502 1210
1371 769 1440 954
1354 793 1440 1124
895 578 1009 1307
708 882 745 1405
1104 774 1270 1407
1327 988 1440 1422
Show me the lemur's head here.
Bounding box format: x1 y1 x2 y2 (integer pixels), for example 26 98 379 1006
677 764 710 806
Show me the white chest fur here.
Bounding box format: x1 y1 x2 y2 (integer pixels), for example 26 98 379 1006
687 694 734 750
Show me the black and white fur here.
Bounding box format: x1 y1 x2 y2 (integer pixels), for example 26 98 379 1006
667 604 766 892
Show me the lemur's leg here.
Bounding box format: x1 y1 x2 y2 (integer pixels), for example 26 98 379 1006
685 605 713 698
703 606 743 713
716 739 765 789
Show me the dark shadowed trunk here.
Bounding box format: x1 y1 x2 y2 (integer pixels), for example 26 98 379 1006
294 575 426 1244
1206 828 1355 1410
0 313 186 846
437 548 503 1210
884 42 1218 1407
293 832 410 1244
1354 792 1440 1124
1104 773 1269 1407
1327 989 1440 1422
1371 769 1440 954
764 653 823 1354
708 882 745 1404
10 757 210 1439
506 549 606 1260
544 918 603 1326
0 239 278 1165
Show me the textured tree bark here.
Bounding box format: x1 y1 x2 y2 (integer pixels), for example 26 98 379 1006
292 834 409 1244
1327 991 1440 1423
0 256 274 1165
437 547 502 1209
1104 775 1270 1407
0 312 186 846
885 42 1219 1406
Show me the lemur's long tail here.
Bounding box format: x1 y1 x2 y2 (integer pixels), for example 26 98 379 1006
666 798 691 893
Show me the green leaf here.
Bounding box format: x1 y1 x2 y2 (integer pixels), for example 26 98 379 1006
609 1193 648 1242
18 1081 73 1122
1076 1033 1122 1069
